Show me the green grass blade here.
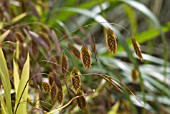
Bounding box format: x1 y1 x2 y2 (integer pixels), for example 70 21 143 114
14 53 30 114
0 30 10 43
0 95 8 114
0 48 13 114
13 42 20 96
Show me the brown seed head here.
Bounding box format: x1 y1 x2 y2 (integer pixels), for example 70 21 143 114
76 89 86 110
70 67 81 92
61 53 68 74
106 28 117 54
131 37 143 62
80 45 92 69
50 84 57 103
131 68 139 83
42 82 51 93
57 88 63 104
53 71 62 90
68 43 80 59
48 72 54 86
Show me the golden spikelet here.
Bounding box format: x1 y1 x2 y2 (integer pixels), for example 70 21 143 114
62 53 68 74
76 89 86 110
106 28 117 54
70 67 81 92
42 82 51 93
57 88 63 104
131 37 143 62
131 68 139 83
80 45 92 69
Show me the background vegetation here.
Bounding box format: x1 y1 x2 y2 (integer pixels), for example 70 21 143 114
0 0 170 114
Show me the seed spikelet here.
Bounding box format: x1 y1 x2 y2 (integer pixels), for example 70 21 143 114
42 82 51 93
131 68 139 83
131 37 143 62
57 88 63 104
106 28 117 54
62 53 68 74
76 89 86 110
70 67 81 92
80 45 92 69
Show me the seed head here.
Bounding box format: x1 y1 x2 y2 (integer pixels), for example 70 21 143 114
106 28 117 54
76 89 86 110
57 88 63 104
61 53 68 74
131 68 139 83
50 84 57 103
131 37 143 62
68 43 80 59
70 67 81 92
42 82 51 93
80 45 92 69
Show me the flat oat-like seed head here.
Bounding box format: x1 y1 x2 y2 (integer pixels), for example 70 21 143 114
70 67 81 92
131 37 143 62
106 28 117 54
42 82 51 93
57 89 63 104
80 45 92 69
62 53 68 74
131 68 139 83
76 89 86 110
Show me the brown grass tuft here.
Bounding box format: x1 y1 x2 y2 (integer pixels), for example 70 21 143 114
61 53 68 74
131 37 143 62
80 45 92 69
106 28 117 54
70 67 81 92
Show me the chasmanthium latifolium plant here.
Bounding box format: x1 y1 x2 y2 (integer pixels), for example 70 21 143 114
40 27 143 111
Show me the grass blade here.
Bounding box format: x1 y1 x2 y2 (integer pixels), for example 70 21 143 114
14 54 30 114
13 41 20 95
0 48 13 114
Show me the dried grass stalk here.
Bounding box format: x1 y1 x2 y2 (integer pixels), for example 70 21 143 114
62 53 68 74
80 45 92 69
68 43 80 59
42 82 51 93
131 68 139 83
106 28 117 54
70 67 81 92
76 89 86 110
131 37 143 62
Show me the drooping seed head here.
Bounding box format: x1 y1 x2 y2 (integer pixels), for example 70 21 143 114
50 84 57 103
131 37 143 62
57 88 63 104
80 45 92 69
106 28 117 54
76 89 86 110
70 67 81 92
42 82 51 93
131 67 139 83
61 53 68 74
68 43 81 59
48 72 53 86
